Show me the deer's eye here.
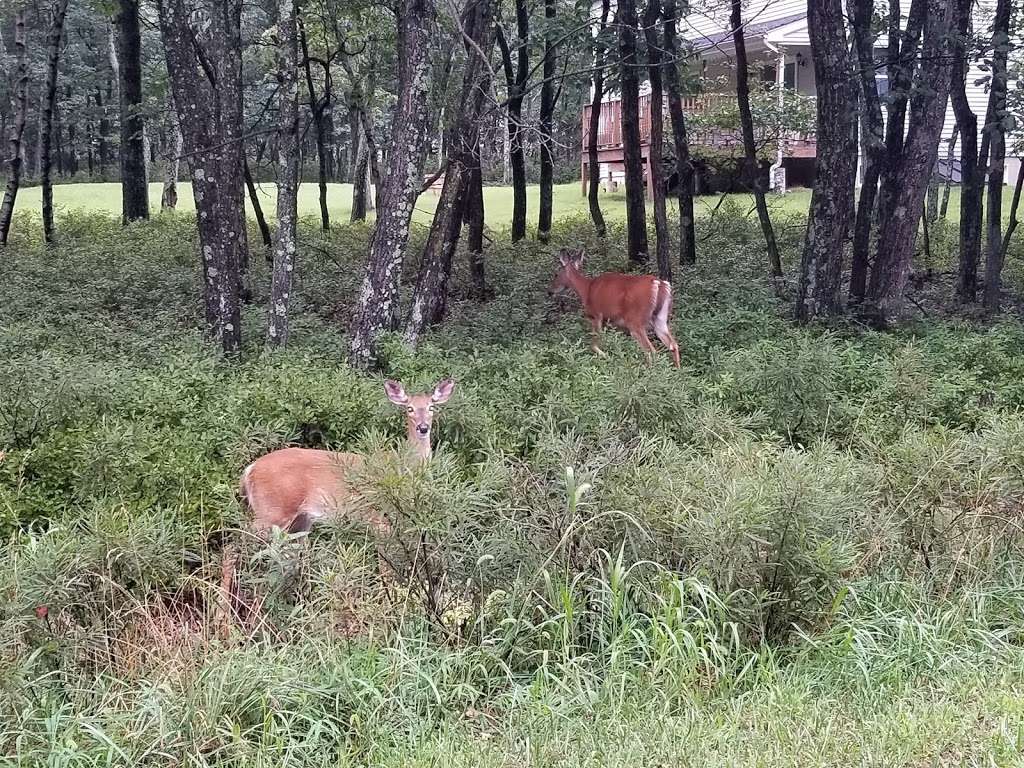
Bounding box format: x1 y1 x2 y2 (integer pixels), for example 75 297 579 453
407 406 414 413
428 405 435 412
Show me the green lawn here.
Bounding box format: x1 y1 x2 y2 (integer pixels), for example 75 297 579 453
11 180 818 227
12 179 1019 230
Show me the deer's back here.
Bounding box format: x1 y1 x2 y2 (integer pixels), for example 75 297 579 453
241 447 369 534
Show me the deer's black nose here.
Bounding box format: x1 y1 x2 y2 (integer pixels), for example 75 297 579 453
417 424 430 435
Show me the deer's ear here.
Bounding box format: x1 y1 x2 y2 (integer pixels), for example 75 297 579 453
431 378 455 404
384 380 409 405
574 249 586 266
557 249 569 266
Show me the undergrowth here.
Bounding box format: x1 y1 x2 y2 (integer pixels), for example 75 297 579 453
2 204 1024 765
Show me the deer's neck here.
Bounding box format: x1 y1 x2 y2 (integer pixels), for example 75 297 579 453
406 425 433 463
564 267 592 303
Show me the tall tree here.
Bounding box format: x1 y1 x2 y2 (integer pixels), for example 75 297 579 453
848 0 885 305
536 0 556 242
663 0 695 265
0 10 28 246
981 0 1014 312
867 0 955 318
161 101 182 210
586 0 611 238
406 0 494 343
730 0 780 277
268 0 301 347
643 0 670 280
41 0 71 245
495 0 529 241
618 0 648 264
116 0 149 223
348 0 437 368
795 0 858 321
158 0 249 354
298 18 332 231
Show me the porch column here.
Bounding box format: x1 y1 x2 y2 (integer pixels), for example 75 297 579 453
769 46 786 192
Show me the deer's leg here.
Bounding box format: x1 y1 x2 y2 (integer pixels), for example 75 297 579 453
652 321 681 368
628 325 656 364
588 315 608 357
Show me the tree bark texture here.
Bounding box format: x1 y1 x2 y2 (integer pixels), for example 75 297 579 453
795 0 858 321
348 0 436 369
405 0 493 343
663 0 696 265
161 104 182 210
41 0 70 245
587 0 611 239
466 155 486 299
618 0 648 264
158 0 249 354
268 0 301 347
981 0 1012 313
939 128 957 218
299 20 331 231
950 0 985 302
495 0 529 242
0 11 27 246
643 0 670 281
116 0 150 223
867 0 955 318
730 0 780 276
848 0 885 306
536 0 556 242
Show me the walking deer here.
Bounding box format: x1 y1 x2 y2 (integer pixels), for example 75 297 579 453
217 378 455 633
549 248 680 367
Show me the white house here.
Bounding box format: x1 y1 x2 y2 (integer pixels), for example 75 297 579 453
584 0 1021 193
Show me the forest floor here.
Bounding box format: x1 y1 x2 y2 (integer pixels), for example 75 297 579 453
3 203 1024 765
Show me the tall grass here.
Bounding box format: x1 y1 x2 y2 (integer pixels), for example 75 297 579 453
2 207 1024 764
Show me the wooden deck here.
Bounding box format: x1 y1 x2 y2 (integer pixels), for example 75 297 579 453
581 93 816 195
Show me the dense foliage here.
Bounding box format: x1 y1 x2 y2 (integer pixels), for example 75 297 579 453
3 207 1024 763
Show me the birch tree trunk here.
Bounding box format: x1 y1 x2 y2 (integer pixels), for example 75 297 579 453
0 11 28 246
268 0 301 346
41 0 71 245
348 0 436 368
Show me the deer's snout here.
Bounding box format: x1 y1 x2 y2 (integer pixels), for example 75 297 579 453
416 423 430 436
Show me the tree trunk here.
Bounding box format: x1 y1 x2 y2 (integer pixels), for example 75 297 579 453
360 110 382 210
618 0 648 264
795 0 858 321
348 0 436 369
495 0 528 242
0 11 27 246
536 0 556 242
848 0 883 306
245 157 273 250
981 0 1012 313
663 0 695 265
405 0 493 344
158 0 248 354
299 19 330 231
587 0 610 239
40 0 70 245
939 128 957 218
731 0 779 277
643 0 670 281
161 104 182 210
950 0 984 302
116 0 150 223
350 124 371 221
867 0 955 318
268 0 300 347
467 153 486 299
